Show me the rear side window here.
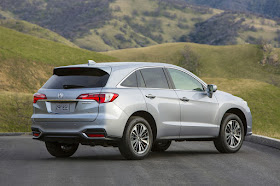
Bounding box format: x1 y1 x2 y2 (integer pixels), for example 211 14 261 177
42 68 109 89
121 72 137 87
140 68 169 89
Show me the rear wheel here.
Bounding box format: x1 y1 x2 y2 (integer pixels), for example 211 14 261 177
152 141 171 152
45 142 79 158
214 113 244 153
119 116 153 160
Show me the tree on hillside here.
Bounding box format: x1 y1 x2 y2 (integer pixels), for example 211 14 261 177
179 45 200 75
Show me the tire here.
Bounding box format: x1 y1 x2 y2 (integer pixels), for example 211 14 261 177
214 113 245 153
152 141 171 152
45 142 79 158
119 116 153 160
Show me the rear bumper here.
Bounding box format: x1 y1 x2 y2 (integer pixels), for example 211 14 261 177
32 128 120 146
31 102 129 141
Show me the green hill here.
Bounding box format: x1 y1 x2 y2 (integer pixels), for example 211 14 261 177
0 19 78 48
188 12 280 47
184 0 280 19
0 26 117 93
104 43 280 139
0 26 117 132
104 43 280 84
2 0 280 51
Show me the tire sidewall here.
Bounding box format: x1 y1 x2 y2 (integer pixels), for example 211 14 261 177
220 114 245 153
121 116 153 159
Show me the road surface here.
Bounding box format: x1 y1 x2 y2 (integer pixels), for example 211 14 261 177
0 136 279 185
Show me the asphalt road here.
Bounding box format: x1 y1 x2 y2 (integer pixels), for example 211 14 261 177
0 136 279 186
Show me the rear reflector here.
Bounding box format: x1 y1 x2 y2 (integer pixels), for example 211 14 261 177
33 133 40 137
33 93 47 103
86 134 105 138
77 93 118 103
32 131 41 137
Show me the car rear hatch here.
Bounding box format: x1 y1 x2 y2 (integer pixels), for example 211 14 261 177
32 66 111 122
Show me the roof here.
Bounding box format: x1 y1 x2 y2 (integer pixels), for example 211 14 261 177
53 62 206 87
58 62 176 69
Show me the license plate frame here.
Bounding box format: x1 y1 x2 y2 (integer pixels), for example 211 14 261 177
54 103 70 113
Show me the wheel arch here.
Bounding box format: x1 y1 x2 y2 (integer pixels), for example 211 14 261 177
224 108 247 135
127 111 157 141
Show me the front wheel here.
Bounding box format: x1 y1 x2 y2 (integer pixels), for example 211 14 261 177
119 116 153 160
214 113 244 153
45 142 79 158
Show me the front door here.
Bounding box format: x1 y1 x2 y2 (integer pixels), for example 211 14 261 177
166 68 220 138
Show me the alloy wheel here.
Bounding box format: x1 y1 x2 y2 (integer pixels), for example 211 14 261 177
130 123 150 154
225 120 242 148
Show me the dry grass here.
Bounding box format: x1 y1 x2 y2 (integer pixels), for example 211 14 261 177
0 91 33 132
204 78 280 139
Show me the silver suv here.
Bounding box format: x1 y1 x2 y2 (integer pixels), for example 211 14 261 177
31 61 252 160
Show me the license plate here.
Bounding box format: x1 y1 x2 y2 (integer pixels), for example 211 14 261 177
55 103 70 113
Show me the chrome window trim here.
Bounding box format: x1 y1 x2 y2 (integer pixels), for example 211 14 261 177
116 65 207 91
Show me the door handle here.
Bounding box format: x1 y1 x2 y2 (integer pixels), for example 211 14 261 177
180 97 189 102
145 94 156 99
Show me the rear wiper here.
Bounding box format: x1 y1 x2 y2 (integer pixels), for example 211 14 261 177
63 85 85 89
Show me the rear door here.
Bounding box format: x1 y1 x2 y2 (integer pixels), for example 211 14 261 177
166 68 219 138
32 67 111 122
137 67 181 139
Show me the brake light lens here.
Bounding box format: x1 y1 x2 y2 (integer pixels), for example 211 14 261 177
33 93 47 103
77 93 118 103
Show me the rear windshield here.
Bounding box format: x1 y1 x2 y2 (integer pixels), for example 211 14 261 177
42 68 109 89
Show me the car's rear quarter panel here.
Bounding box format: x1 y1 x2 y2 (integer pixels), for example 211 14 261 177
101 87 147 137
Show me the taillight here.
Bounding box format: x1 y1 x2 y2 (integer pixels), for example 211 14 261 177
33 93 47 103
77 93 118 103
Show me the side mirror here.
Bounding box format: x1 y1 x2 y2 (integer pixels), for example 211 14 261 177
207 84 217 98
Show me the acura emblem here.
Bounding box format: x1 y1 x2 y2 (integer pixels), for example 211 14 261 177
58 93 64 99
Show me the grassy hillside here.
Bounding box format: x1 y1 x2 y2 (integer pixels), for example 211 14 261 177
0 26 117 132
0 19 78 48
188 12 280 47
74 0 221 51
105 43 280 85
0 92 32 132
0 0 220 51
105 43 280 138
184 0 280 19
1 0 280 50
0 26 117 93
205 78 280 139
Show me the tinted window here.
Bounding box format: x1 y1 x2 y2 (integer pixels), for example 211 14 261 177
168 68 204 91
140 68 169 89
43 68 109 89
121 72 137 87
